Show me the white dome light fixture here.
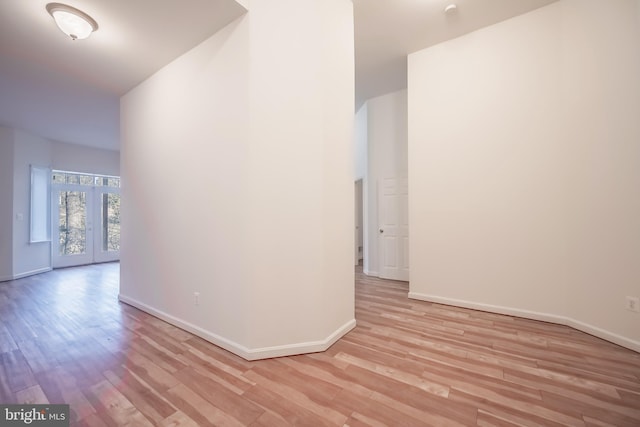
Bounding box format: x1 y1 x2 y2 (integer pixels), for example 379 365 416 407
444 4 458 13
46 3 98 40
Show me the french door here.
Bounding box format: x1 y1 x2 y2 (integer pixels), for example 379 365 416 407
94 188 121 263
52 173 120 268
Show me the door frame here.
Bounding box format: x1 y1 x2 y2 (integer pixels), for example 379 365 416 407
377 176 409 281
51 183 94 268
51 173 121 268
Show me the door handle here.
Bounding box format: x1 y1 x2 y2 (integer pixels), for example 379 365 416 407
379 229 384 233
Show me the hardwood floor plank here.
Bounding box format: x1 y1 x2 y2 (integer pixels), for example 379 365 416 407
504 370 640 419
178 344 255 393
413 347 506 381
127 337 187 374
618 388 640 406
1 349 36 392
86 379 154 427
476 409 528 427
249 410 300 427
414 358 543 403
174 367 264 425
449 388 585 427
103 367 177 423
134 326 188 356
368 391 470 427
121 350 180 392
74 413 111 427
35 367 98 424
0 360 16 403
328 388 433 427
0 325 18 353
15 384 49 404
3 311 38 343
16 339 52 375
276 356 373 398
1 263 639 426
335 351 450 397
345 411 389 427
165 383 247 427
242 385 337 427
184 336 254 372
158 410 200 427
249 359 343 404
243 369 347 425
540 390 640 427
246 361 347 425
582 415 619 427
503 365 622 399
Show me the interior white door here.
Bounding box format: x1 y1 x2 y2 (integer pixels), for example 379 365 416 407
378 177 409 281
52 185 94 268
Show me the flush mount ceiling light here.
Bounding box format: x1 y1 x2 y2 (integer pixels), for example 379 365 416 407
46 3 98 40
444 4 458 13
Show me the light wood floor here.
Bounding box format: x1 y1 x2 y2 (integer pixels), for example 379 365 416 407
1 263 639 426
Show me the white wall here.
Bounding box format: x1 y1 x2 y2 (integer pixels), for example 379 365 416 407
408 0 640 351
121 16 252 352
51 142 119 177
0 127 14 280
120 0 355 360
12 130 52 278
364 90 408 276
560 0 640 347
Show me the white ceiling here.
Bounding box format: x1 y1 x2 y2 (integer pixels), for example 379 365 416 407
0 0 247 151
0 0 557 151
354 0 558 107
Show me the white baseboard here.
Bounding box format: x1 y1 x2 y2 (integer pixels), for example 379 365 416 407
118 294 357 361
247 318 357 360
363 269 379 277
408 292 640 353
565 318 640 353
0 267 52 283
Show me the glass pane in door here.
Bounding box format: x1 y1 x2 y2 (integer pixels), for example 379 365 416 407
58 191 87 255
101 193 121 252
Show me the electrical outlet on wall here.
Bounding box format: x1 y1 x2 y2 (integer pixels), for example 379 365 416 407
625 296 640 313
194 292 200 306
